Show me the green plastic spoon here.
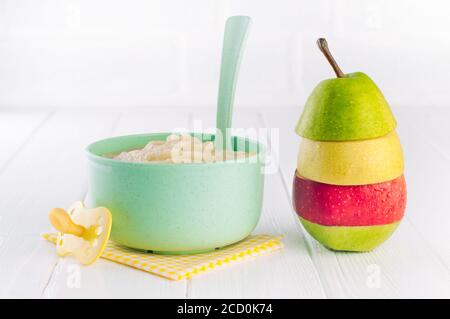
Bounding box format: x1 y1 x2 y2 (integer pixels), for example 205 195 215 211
215 16 251 150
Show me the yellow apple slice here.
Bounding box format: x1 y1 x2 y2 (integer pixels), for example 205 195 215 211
297 131 404 185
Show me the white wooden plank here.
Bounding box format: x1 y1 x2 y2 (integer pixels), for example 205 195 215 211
395 107 450 268
2 107 448 298
187 108 326 298
0 110 119 298
261 107 450 298
42 256 187 299
0 109 53 297
0 110 50 170
44 109 192 298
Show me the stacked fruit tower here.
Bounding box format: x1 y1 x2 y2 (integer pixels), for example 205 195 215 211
293 39 407 252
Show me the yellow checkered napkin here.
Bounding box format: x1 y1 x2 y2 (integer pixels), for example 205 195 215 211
43 233 282 281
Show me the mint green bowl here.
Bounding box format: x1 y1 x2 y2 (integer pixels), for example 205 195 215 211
86 133 264 254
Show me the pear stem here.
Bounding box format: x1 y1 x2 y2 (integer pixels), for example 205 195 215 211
317 38 345 78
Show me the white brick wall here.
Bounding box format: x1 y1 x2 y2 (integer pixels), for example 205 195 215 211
0 0 449 108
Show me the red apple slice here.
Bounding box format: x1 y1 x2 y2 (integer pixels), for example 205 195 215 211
293 173 406 226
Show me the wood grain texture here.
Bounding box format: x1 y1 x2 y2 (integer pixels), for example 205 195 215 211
0 110 119 298
187 108 326 298
261 107 450 298
42 109 191 298
0 107 448 298
0 110 50 171
395 107 450 269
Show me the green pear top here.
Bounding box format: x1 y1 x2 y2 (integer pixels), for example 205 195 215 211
295 39 396 141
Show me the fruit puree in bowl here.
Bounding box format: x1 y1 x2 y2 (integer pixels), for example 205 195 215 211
86 132 264 254
109 133 255 164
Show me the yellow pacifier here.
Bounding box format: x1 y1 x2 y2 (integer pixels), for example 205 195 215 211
48 201 112 265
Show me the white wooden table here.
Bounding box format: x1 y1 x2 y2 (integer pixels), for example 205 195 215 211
0 106 449 299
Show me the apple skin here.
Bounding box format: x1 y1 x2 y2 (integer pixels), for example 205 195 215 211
297 131 404 185
293 173 406 226
295 72 397 141
299 217 400 252
293 173 406 251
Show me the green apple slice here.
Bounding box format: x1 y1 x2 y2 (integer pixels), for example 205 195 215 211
295 39 396 141
299 217 401 252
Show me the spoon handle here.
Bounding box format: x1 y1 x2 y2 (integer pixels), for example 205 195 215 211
216 16 251 150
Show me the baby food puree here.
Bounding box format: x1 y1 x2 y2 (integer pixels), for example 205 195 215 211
111 134 255 164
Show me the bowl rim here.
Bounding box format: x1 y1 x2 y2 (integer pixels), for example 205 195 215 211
86 132 265 167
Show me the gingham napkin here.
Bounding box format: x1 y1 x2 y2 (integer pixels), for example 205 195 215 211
43 233 282 280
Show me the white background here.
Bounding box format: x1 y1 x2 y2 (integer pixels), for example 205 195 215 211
1 0 450 109
0 1 450 299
